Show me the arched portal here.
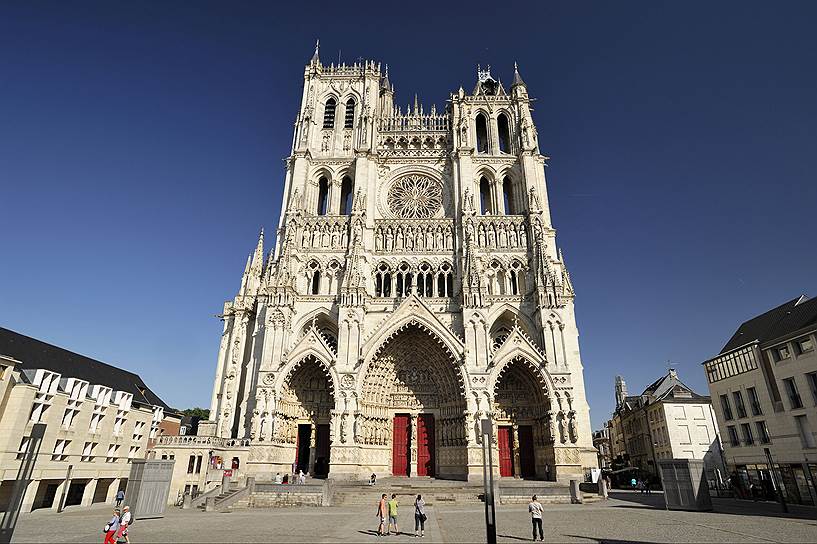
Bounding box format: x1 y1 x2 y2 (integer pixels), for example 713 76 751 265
360 325 468 479
276 356 334 478
493 357 554 479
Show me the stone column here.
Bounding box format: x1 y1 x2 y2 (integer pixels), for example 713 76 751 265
308 423 317 475
410 413 418 478
512 423 521 479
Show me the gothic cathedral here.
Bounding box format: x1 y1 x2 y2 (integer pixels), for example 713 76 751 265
209 46 597 482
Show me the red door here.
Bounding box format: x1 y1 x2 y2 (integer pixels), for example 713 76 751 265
417 414 435 477
518 425 536 478
498 426 514 477
392 414 410 476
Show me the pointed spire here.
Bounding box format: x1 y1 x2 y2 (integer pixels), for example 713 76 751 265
239 253 252 294
250 228 264 272
511 61 526 88
310 39 320 65
381 62 391 91
413 94 419 115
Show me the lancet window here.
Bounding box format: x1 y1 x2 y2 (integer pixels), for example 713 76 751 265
323 98 337 129
497 113 511 154
486 259 527 296
344 98 355 128
417 263 434 297
395 263 413 297
479 177 493 215
476 113 489 154
317 177 329 215
437 263 454 297
307 261 321 295
326 260 341 294
374 263 392 297
502 176 516 215
488 260 506 295
374 262 454 299
339 176 354 215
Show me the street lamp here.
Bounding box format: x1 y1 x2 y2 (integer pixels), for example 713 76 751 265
481 418 497 544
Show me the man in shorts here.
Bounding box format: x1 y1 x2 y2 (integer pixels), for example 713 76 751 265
387 494 399 535
118 505 132 543
376 493 387 537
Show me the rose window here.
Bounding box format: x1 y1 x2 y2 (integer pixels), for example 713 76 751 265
387 174 443 219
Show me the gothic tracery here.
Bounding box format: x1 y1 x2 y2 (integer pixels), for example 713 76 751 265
209 58 594 482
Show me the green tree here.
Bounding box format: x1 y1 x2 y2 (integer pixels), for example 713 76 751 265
178 407 210 419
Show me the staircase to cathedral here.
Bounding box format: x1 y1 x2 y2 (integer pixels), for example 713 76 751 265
331 477 577 505
197 484 248 511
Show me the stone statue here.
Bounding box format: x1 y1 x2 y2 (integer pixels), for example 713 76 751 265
568 411 578 443
558 413 567 443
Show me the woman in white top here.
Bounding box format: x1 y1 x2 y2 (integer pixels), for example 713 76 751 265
414 494 426 538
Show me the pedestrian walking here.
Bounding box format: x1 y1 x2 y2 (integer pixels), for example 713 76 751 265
387 493 400 535
118 506 132 544
115 489 125 508
369 473 377 486
102 508 121 544
298 469 306 485
528 495 544 542
414 494 426 538
376 493 388 537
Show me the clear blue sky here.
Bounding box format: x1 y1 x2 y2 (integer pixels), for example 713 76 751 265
1 1 815 428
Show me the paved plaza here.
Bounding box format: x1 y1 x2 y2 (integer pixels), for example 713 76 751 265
10 492 817 543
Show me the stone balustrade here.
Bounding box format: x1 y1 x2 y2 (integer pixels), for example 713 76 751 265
156 435 251 448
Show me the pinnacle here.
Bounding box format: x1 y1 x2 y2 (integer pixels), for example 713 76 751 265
511 61 526 88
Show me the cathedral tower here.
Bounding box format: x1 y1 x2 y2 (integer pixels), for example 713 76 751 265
208 49 596 482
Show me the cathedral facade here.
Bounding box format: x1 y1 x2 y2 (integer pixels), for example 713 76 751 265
208 47 596 482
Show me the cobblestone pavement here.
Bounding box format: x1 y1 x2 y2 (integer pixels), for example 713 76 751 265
9 492 817 543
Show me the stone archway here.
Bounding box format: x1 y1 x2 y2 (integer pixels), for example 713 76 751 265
359 324 468 480
275 355 335 477
492 357 554 480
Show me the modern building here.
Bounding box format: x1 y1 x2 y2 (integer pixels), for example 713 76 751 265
610 369 724 481
703 294 817 505
160 50 598 483
0 327 181 512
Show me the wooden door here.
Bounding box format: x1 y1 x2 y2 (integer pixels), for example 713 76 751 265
392 414 410 476
417 414 435 477
498 425 514 477
296 424 311 473
315 424 330 477
518 425 536 478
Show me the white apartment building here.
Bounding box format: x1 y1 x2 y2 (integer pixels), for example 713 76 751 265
0 327 181 512
611 369 724 481
703 295 817 505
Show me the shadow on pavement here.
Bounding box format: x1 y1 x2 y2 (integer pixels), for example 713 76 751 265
609 492 817 521
497 534 535 541
562 536 661 544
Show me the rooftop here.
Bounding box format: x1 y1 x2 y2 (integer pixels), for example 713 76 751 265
0 326 171 410
720 295 817 354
